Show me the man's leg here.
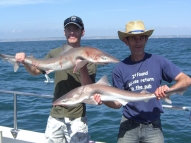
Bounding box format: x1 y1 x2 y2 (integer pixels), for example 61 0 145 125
66 116 90 143
139 119 164 143
117 116 140 143
45 116 67 143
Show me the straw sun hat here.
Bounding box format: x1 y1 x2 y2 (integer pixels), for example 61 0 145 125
118 20 154 41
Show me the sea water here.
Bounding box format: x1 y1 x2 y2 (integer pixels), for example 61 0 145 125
0 38 191 143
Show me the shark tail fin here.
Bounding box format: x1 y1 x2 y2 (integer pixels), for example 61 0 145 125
6 59 20 72
13 62 20 72
0 53 20 72
174 87 188 95
162 87 188 104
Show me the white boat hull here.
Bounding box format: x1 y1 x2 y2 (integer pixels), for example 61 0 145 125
0 126 45 143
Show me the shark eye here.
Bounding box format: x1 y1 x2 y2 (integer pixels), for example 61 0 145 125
62 99 67 103
102 56 107 60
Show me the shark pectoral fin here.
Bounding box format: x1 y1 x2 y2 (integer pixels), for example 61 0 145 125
73 67 77 73
140 89 150 94
143 98 153 102
73 59 88 73
83 99 98 105
117 100 128 106
162 97 172 104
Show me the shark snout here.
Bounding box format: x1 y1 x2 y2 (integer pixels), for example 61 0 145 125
107 57 120 63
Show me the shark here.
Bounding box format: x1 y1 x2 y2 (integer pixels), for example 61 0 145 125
52 75 188 106
0 44 120 73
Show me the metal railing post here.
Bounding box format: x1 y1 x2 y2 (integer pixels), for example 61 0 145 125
0 131 2 143
10 93 19 139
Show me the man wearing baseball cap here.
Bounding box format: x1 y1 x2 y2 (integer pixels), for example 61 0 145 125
64 16 84 30
15 15 97 143
95 20 191 143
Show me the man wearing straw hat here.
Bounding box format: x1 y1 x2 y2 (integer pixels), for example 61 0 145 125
95 20 191 143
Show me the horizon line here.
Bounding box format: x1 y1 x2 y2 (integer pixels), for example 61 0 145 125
1 35 191 42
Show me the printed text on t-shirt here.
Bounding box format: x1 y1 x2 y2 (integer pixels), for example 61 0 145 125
129 71 154 91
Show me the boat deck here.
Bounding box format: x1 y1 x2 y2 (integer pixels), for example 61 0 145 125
0 126 45 143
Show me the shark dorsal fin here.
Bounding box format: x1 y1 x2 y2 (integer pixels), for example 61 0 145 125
61 44 73 54
96 75 111 86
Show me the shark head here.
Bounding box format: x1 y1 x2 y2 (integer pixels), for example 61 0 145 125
53 97 81 106
52 86 85 106
80 47 120 65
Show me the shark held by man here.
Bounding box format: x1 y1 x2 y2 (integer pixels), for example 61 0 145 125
52 75 187 106
0 45 120 73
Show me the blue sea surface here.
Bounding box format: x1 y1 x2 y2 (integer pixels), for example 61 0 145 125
0 38 191 143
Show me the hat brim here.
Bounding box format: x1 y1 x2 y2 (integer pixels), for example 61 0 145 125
118 30 154 41
64 22 83 29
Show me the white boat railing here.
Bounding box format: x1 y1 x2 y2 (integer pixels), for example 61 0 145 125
0 89 53 139
0 89 191 139
162 104 191 112
162 104 191 121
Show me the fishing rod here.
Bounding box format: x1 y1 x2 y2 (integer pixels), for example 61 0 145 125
162 104 191 120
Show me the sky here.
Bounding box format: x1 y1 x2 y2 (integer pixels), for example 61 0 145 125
0 0 191 40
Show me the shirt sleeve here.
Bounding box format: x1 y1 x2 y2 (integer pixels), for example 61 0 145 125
112 65 124 90
161 57 181 83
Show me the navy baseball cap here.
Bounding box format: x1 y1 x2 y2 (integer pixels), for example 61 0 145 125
64 16 84 29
